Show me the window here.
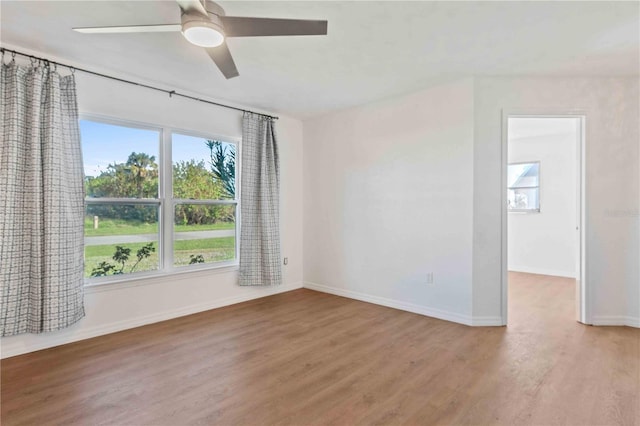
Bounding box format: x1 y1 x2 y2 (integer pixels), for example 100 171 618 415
81 117 238 281
172 133 237 268
508 162 540 212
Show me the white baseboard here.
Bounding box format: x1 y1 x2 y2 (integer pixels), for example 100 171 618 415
471 316 505 326
591 315 640 328
1 282 303 359
303 281 503 327
508 266 576 279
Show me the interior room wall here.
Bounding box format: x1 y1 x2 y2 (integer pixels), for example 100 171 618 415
1 64 304 358
303 78 478 324
508 120 578 278
473 77 640 327
3 60 637 359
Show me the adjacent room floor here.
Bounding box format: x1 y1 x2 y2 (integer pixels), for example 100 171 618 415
2 273 639 425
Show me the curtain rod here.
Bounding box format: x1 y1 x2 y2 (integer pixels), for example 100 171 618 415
0 47 279 120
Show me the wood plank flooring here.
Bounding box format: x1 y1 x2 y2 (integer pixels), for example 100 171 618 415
2 272 639 425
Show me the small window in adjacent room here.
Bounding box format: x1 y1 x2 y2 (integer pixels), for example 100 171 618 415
507 162 540 212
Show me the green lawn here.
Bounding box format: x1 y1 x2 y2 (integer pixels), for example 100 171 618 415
84 237 235 277
85 217 234 236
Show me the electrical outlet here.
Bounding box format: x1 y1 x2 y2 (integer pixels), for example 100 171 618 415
283 257 288 266
426 272 434 285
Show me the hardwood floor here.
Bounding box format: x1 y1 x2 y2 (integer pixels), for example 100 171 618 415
2 273 639 425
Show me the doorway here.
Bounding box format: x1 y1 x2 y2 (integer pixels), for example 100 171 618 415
502 114 587 325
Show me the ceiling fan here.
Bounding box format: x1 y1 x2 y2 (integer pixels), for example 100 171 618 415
72 0 328 79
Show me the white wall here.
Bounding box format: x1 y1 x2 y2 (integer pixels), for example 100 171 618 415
508 120 578 278
473 77 640 327
303 77 639 328
1 68 304 358
303 78 477 324
3 67 637 359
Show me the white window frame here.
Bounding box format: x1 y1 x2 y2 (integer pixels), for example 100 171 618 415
81 114 240 286
507 161 541 213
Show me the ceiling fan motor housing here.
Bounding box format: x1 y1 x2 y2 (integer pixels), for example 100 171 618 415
180 1 226 47
181 14 224 34
202 0 226 18
181 0 226 35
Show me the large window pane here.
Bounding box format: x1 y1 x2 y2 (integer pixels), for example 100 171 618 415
174 204 236 267
84 204 159 277
81 120 160 199
172 133 236 200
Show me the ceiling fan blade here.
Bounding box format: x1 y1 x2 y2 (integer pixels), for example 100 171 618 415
73 24 181 34
206 42 239 79
220 17 328 37
175 0 208 17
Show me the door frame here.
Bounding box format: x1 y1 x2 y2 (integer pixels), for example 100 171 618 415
500 110 589 325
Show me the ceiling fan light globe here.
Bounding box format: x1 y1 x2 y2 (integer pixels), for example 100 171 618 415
182 23 225 47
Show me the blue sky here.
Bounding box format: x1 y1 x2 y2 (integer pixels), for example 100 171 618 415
80 120 234 177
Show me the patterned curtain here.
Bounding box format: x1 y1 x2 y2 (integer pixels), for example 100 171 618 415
239 112 282 286
0 61 85 336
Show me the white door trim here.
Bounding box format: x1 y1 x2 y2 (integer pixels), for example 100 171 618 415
500 110 589 325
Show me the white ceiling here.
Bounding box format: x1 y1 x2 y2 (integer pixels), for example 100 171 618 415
1 1 638 119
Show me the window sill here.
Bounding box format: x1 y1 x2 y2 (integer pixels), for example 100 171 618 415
84 262 239 294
